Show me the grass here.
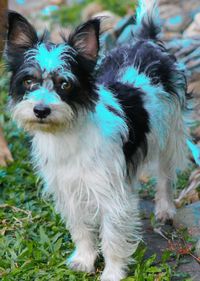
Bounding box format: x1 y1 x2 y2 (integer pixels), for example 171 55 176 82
0 70 194 281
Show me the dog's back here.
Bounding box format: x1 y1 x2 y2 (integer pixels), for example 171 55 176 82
97 0 188 178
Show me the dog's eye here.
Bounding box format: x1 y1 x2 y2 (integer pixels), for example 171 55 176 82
61 81 71 91
24 78 34 88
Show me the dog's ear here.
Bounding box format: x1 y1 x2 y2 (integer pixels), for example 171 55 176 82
68 19 100 61
6 11 38 49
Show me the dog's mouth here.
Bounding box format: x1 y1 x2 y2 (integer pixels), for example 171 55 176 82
22 118 72 133
37 119 48 124
26 118 50 125
11 99 75 133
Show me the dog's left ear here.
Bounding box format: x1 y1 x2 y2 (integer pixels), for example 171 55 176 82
5 11 39 71
6 11 38 49
68 19 100 61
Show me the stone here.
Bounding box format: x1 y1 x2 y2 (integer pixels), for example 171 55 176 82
159 0 180 5
159 5 182 21
188 80 200 97
182 0 200 18
176 258 200 281
159 0 200 19
161 32 182 41
174 201 200 240
173 202 200 270
183 13 200 38
140 200 200 279
164 13 191 33
164 38 200 81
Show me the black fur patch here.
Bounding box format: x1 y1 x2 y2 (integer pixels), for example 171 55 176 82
97 31 186 167
109 83 150 163
98 40 186 101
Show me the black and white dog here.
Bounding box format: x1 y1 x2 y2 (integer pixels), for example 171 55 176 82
5 0 188 280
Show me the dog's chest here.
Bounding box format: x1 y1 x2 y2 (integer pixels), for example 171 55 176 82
31 121 127 222
31 122 117 192
32 125 96 175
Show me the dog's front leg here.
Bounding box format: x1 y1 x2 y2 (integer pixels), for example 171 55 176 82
67 220 98 273
100 192 140 281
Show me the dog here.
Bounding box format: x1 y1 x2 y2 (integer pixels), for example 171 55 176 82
5 0 188 280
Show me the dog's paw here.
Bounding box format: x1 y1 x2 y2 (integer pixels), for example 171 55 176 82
100 267 126 281
155 200 176 223
68 260 95 273
67 250 96 273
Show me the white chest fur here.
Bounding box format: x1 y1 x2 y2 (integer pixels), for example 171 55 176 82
31 118 127 225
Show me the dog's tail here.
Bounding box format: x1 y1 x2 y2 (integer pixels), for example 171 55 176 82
134 0 161 40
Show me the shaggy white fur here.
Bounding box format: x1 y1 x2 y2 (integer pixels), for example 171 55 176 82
31 115 141 281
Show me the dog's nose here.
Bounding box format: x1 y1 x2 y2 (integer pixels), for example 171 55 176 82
33 104 51 119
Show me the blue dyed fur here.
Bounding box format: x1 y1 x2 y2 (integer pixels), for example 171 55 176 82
24 87 61 105
25 43 76 75
92 85 127 139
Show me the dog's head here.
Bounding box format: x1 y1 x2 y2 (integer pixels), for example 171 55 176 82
5 12 100 133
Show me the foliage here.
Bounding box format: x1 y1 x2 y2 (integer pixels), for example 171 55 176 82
124 245 171 281
51 0 136 27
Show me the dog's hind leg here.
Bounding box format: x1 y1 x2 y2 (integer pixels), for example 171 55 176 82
155 158 177 223
155 115 188 223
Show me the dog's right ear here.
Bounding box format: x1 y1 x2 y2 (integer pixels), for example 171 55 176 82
6 11 38 49
68 18 100 61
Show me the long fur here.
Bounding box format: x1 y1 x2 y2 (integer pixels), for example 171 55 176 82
5 1 188 280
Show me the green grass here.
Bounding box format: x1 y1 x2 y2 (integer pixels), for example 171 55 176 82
0 71 193 281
